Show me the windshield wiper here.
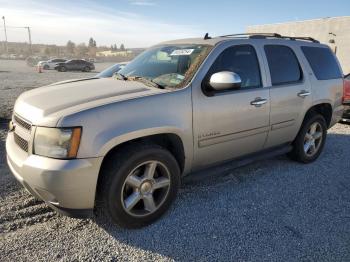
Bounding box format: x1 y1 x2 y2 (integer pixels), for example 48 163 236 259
128 76 164 89
114 72 127 80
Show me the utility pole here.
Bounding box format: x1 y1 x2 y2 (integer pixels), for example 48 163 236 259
25 26 32 55
2 16 8 54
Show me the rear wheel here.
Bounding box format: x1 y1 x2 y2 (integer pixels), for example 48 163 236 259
97 144 180 228
43 64 49 70
288 114 327 163
83 66 90 72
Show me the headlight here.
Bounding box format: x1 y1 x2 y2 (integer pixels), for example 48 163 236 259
34 127 82 159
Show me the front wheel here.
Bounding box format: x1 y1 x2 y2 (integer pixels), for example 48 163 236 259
59 66 67 72
288 114 327 163
97 144 181 228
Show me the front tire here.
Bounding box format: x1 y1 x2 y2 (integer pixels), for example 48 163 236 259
288 114 327 163
59 66 67 72
98 144 180 228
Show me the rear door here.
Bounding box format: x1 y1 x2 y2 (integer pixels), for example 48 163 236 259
261 43 312 148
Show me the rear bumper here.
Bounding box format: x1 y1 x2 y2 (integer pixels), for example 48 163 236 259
330 104 344 127
6 131 103 217
342 104 350 121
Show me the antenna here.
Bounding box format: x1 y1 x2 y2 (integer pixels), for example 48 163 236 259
203 33 211 40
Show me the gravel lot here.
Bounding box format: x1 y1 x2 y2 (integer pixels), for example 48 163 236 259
1 60 350 261
0 60 115 119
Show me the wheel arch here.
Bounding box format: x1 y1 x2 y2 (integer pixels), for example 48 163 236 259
95 132 186 204
303 102 333 128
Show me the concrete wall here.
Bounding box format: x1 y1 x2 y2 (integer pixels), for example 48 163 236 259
247 16 350 74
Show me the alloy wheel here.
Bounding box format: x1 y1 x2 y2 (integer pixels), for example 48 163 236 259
121 161 171 217
303 122 323 157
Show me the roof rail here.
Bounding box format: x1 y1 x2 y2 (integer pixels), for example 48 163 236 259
207 32 319 43
219 33 282 38
280 36 320 43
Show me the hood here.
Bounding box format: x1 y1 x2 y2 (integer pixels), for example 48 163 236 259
14 78 164 126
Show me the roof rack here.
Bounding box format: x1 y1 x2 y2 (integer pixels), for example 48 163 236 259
219 33 282 38
203 32 320 43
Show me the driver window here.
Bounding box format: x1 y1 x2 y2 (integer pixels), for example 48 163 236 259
208 45 262 89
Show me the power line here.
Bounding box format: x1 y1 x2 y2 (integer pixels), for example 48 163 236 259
0 19 32 54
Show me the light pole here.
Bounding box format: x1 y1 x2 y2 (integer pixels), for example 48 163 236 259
2 16 8 54
25 26 32 55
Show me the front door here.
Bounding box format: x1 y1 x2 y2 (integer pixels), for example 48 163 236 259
192 43 270 169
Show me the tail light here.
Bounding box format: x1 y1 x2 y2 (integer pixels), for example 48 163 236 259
343 78 350 104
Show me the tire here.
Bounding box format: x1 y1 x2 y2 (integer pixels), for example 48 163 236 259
43 64 49 70
59 66 67 72
97 144 181 228
288 114 327 163
83 66 90 72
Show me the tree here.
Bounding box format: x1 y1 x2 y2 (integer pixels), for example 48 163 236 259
114 44 117 51
120 43 125 51
88 37 96 48
75 43 88 57
66 40 75 55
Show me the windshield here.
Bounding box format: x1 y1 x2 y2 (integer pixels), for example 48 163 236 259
118 44 212 88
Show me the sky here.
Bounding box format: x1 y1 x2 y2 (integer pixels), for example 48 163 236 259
0 0 349 48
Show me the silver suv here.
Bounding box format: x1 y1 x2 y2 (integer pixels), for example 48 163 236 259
6 33 345 228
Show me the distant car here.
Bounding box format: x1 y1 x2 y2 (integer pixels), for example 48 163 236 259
95 62 128 78
54 59 95 72
38 58 67 70
342 73 350 122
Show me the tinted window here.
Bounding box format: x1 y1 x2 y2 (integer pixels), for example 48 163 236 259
301 46 342 80
208 45 261 89
264 45 302 85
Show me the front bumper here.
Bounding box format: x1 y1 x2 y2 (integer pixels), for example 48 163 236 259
6 131 103 217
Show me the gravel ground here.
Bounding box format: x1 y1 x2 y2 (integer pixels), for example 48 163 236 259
1 60 350 261
0 60 115 119
1 123 350 261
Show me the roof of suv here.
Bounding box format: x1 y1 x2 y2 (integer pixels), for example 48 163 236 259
158 33 326 47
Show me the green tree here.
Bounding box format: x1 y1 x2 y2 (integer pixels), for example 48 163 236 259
88 37 95 48
120 43 125 51
66 40 75 55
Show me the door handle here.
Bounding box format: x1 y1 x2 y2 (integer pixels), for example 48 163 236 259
250 98 267 107
297 90 311 98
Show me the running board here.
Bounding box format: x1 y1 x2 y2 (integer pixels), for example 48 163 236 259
184 144 293 184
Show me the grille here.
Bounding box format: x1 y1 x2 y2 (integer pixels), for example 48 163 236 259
14 132 29 152
14 115 32 131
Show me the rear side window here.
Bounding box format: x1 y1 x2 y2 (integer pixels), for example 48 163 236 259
301 46 342 80
264 45 302 86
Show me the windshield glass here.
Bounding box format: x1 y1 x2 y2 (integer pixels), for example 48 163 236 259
118 44 212 88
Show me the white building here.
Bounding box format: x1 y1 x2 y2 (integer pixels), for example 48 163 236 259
247 16 350 74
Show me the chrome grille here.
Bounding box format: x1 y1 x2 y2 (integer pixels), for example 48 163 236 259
14 115 32 131
14 132 29 152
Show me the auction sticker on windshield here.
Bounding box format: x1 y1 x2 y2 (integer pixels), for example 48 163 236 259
170 49 194 56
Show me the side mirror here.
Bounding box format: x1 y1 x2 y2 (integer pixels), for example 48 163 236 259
209 71 242 91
